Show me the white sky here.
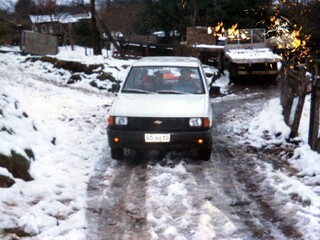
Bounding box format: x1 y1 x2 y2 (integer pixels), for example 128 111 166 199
0 45 320 239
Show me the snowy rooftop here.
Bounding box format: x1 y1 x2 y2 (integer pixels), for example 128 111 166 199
193 44 225 49
30 12 91 24
225 48 282 63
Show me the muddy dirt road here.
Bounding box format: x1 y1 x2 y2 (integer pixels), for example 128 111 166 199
86 80 303 240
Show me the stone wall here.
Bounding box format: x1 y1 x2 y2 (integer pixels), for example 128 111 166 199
21 31 58 55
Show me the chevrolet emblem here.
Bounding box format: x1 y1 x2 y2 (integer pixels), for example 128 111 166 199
153 120 163 125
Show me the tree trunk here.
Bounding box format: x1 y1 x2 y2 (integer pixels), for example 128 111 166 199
91 0 102 55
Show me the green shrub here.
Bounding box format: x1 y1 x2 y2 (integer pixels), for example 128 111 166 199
0 150 33 181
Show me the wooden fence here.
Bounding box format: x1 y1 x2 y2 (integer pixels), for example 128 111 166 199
280 60 320 153
308 60 320 152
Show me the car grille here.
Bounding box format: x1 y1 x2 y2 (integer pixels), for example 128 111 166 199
110 117 205 132
128 117 190 131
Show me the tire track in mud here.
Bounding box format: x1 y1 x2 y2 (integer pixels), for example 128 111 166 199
184 146 255 239
144 153 256 239
144 157 223 240
210 141 288 239
183 159 250 239
209 82 303 239
183 142 287 239
86 156 150 240
230 145 304 239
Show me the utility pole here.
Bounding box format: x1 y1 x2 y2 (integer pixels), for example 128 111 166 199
90 0 102 55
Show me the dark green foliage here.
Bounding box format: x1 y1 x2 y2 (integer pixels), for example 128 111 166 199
0 94 36 183
132 0 318 57
0 149 34 188
0 150 33 181
135 0 273 40
0 10 18 45
39 56 59 64
3 227 33 238
15 0 37 17
0 174 15 188
26 56 104 74
0 20 15 43
67 73 82 84
97 72 116 82
209 0 273 28
89 80 98 88
54 60 103 74
24 148 35 161
277 0 320 55
1 126 15 135
134 0 187 43
73 20 93 47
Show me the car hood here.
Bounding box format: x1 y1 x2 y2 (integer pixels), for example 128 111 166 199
110 93 209 118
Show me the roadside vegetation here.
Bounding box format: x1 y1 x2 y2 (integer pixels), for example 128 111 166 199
0 0 319 56
0 94 36 186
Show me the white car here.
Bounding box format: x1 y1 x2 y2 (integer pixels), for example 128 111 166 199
107 56 213 160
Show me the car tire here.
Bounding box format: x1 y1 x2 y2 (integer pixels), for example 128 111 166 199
229 76 239 84
111 148 124 160
197 149 211 161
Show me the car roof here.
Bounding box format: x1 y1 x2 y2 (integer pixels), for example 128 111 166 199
131 56 201 68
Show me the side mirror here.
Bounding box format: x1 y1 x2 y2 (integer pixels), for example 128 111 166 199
205 72 213 79
111 83 121 93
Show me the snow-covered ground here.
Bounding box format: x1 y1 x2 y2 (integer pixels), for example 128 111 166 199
0 46 133 239
0 45 320 239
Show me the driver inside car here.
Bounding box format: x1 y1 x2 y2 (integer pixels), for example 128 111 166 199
174 68 202 93
139 75 154 91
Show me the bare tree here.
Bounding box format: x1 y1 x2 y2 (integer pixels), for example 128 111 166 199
33 0 59 14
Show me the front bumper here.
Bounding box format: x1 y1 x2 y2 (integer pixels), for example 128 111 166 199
107 128 212 150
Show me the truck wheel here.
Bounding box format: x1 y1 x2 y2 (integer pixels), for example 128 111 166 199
267 75 278 82
197 149 211 161
111 148 124 160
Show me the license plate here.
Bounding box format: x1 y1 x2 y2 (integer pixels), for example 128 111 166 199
145 134 170 143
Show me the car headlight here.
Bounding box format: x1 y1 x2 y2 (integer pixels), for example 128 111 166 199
189 118 202 127
189 117 210 127
115 116 128 125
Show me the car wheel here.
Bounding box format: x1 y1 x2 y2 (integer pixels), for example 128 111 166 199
229 76 239 84
111 148 124 160
197 149 211 161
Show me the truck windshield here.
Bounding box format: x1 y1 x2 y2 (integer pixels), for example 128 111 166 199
122 66 205 94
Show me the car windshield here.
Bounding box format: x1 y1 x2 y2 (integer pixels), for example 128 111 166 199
122 66 205 94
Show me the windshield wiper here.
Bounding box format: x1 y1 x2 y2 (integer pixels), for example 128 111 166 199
122 88 154 94
157 90 190 94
